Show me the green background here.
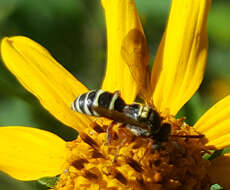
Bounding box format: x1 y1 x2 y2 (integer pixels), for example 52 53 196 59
0 0 229 189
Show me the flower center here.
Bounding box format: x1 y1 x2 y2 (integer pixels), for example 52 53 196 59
55 117 212 190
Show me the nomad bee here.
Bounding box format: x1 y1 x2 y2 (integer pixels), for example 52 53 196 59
71 89 171 142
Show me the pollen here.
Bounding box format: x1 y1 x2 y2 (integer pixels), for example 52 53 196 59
54 117 212 190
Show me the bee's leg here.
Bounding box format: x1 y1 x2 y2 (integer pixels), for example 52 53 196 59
138 138 155 162
112 125 131 163
105 121 117 145
143 125 171 159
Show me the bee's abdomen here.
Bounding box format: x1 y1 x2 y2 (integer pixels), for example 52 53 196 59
71 90 126 117
71 90 97 116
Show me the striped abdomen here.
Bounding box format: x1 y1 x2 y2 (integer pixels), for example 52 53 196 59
71 90 126 117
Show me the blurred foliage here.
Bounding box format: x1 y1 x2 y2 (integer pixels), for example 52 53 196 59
38 176 59 188
0 0 229 189
210 184 224 190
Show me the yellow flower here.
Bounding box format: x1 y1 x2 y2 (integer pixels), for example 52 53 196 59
0 0 230 189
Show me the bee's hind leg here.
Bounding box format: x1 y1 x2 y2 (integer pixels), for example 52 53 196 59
105 121 117 145
112 125 132 163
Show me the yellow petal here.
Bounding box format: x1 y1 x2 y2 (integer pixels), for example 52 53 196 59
0 126 68 181
150 0 211 115
205 135 230 150
1 36 92 133
209 153 230 189
101 0 150 103
194 95 230 149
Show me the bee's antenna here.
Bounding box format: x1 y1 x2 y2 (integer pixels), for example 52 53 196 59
171 134 204 139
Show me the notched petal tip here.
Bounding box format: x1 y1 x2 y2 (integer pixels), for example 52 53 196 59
1 37 10 44
1 35 92 133
1 37 11 53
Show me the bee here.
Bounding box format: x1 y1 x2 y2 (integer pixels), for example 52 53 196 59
71 89 170 143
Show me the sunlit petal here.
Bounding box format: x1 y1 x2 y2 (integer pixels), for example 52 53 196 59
0 126 68 181
101 0 150 103
150 0 211 115
1 36 92 133
194 95 230 149
209 153 230 189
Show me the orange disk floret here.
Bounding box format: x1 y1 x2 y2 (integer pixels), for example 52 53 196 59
54 117 212 190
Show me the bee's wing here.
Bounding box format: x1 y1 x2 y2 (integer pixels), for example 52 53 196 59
92 106 128 123
93 106 149 130
121 29 150 95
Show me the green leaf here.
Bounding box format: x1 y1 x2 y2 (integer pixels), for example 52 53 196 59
203 150 215 160
208 150 224 161
210 184 224 190
222 147 230 154
207 147 230 161
38 176 59 188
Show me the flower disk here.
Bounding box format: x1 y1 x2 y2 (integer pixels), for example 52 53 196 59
54 118 212 190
